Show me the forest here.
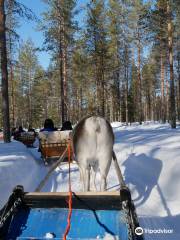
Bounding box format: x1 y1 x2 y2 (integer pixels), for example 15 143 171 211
0 0 180 142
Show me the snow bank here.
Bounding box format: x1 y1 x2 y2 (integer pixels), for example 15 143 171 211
0 141 47 207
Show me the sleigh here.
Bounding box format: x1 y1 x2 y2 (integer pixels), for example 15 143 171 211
0 185 143 240
15 132 36 147
38 130 72 165
0 132 3 141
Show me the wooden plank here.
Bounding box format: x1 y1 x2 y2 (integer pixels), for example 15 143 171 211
24 191 122 210
25 191 120 197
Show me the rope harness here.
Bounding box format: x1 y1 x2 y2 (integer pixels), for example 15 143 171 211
63 140 73 240
35 146 68 192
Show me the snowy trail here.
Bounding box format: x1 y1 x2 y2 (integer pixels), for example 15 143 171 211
112 123 180 240
0 122 180 239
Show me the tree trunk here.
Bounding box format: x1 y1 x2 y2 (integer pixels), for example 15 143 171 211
7 0 15 127
10 63 15 126
137 30 142 124
58 20 65 124
62 19 68 121
100 53 105 117
28 70 32 127
44 100 47 120
0 0 11 142
165 67 169 121
158 1 166 123
60 44 65 124
160 46 166 123
125 45 129 125
167 1 176 128
57 2 65 125
177 52 180 120
116 42 121 122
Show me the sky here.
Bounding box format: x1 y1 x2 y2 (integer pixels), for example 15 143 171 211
16 0 151 70
17 0 88 70
17 0 49 69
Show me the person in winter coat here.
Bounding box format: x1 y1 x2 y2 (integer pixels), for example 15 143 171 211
60 121 73 131
40 119 56 132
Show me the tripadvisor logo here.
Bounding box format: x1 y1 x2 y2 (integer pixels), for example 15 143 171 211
135 227 174 235
135 227 144 236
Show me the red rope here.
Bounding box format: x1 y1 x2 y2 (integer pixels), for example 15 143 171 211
63 141 73 240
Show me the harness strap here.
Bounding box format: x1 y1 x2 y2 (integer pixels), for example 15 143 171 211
35 146 68 192
63 140 73 240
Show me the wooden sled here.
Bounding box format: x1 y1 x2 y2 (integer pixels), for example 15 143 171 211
15 132 36 147
38 130 72 165
0 185 144 240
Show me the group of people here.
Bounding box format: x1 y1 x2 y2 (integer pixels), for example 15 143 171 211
11 126 35 140
11 119 72 140
40 119 72 132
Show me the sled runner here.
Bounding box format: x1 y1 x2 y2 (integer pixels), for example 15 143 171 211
0 185 143 240
38 130 73 165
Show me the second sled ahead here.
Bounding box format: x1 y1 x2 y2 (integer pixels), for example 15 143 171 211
38 130 73 165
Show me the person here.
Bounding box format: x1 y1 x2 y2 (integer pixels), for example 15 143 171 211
28 125 36 134
27 125 36 138
61 121 73 131
11 127 17 137
18 126 25 133
40 119 56 132
38 119 56 153
0 128 3 140
14 126 25 140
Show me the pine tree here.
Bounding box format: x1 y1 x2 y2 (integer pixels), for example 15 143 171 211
71 38 89 121
86 0 109 117
16 40 40 127
142 59 157 121
150 0 169 122
41 0 76 124
107 0 127 122
174 3 180 120
128 0 150 124
167 0 176 128
0 0 10 142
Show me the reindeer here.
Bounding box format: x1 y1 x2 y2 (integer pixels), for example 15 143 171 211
72 116 125 191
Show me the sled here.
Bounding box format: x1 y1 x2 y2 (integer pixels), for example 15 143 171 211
38 130 72 165
0 132 3 141
15 132 36 147
0 185 144 240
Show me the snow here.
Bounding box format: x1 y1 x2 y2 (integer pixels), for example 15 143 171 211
44 232 56 238
0 122 180 239
0 141 48 208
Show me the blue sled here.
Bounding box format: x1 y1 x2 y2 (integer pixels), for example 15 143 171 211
0 186 143 240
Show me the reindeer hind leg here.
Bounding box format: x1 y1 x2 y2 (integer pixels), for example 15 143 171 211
100 174 107 191
85 167 90 191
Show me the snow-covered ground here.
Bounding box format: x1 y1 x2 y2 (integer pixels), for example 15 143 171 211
0 140 48 208
0 122 180 239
